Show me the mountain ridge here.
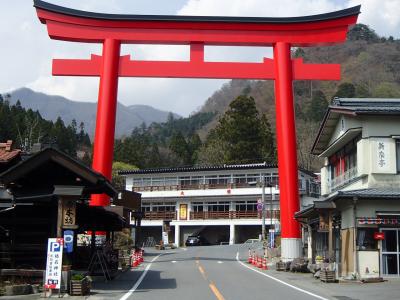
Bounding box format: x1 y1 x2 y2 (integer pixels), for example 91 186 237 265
6 87 181 138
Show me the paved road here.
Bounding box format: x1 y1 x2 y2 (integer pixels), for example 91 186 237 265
91 245 329 300
6 245 399 300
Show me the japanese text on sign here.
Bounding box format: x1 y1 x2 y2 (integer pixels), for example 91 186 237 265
375 140 389 171
62 199 76 226
45 238 64 289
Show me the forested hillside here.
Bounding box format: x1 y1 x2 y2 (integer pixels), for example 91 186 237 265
199 24 400 171
0 94 91 158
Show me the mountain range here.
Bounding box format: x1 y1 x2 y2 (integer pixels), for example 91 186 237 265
7 88 181 138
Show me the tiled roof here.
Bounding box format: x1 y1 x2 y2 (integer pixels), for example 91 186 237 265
119 162 278 175
335 188 400 198
119 162 317 178
312 98 400 155
0 141 21 163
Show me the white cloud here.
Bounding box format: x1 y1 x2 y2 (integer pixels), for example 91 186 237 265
349 0 400 38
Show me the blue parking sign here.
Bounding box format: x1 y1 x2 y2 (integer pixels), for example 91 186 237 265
64 230 74 253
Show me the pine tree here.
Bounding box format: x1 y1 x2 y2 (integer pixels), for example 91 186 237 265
307 90 328 122
334 83 356 98
203 95 276 164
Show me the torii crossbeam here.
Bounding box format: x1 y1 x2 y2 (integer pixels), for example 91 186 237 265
34 0 359 260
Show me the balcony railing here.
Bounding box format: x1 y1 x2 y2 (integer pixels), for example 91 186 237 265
189 210 280 220
143 211 177 220
327 166 358 193
133 182 279 192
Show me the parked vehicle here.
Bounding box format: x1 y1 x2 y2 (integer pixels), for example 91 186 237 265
185 235 210 246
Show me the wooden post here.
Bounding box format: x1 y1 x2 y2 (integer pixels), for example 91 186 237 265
57 197 63 237
328 211 333 261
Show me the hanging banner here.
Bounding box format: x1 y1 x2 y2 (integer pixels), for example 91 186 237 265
44 238 64 289
179 204 187 220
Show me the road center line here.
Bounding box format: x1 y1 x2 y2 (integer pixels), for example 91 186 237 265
196 260 226 300
236 252 329 300
209 282 226 300
119 254 161 300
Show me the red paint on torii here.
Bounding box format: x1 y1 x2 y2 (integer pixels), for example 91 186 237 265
34 0 359 244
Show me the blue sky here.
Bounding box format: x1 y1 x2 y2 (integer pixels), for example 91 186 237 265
0 0 399 116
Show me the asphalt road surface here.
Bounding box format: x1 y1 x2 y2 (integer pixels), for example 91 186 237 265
91 245 330 300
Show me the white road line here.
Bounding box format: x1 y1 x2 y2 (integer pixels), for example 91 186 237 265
119 254 161 300
235 252 329 300
217 261 223 264
172 260 177 263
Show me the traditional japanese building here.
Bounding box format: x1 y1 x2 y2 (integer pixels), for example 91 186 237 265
0 147 127 271
296 98 400 279
121 163 320 247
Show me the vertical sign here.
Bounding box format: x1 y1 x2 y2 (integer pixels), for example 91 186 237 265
45 238 64 289
376 140 388 170
63 230 74 253
269 229 275 248
62 199 76 227
179 204 187 220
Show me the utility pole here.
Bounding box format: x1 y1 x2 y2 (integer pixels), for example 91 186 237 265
261 174 266 241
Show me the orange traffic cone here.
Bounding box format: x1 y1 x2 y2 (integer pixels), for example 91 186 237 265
132 252 139 267
248 250 252 264
262 257 268 270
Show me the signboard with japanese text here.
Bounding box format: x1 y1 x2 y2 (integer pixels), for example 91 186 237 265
44 238 64 289
318 214 329 232
62 199 76 227
376 140 389 170
179 204 187 220
374 139 391 173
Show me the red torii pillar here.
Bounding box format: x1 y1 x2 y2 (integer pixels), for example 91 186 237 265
34 0 359 260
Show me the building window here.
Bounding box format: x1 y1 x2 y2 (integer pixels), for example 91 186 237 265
233 174 246 184
207 202 230 212
142 204 151 212
396 140 400 173
179 176 190 186
235 201 257 211
218 175 231 185
151 202 176 212
191 176 203 185
357 228 378 251
247 174 260 184
205 175 218 185
192 202 204 212
165 177 178 186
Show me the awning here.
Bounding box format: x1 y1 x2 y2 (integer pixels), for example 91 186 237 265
318 128 362 157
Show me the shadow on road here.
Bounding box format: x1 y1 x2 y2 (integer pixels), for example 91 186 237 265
92 270 177 294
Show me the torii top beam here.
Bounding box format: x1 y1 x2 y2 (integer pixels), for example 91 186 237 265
34 1 360 80
35 1 359 47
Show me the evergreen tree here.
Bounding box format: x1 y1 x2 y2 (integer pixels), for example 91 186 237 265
347 24 379 42
334 82 356 98
307 90 328 122
169 132 190 165
203 95 276 164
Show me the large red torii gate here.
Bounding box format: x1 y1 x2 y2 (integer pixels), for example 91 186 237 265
34 0 359 260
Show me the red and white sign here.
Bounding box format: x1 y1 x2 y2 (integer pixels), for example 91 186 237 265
374 232 385 240
44 238 64 289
